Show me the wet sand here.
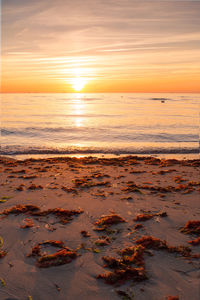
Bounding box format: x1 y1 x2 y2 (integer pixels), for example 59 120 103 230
0 156 199 300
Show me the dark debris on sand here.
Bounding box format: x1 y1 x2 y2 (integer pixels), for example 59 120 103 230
27 240 78 268
134 211 167 222
94 214 126 231
95 236 111 246
20 218 34 229
81 230 91 237
73 176 111 189
97 244 147 285
0 204 83 224
135 236 191 257
188 237 200 246
97 234 196 286
122 180 200 195
180 220 200 235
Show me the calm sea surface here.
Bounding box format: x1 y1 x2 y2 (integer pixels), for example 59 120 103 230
1 93 199 158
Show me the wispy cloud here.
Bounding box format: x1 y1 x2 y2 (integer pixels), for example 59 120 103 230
2 0 200 92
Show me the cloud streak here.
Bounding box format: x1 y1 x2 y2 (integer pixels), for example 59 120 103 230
2 0 200 92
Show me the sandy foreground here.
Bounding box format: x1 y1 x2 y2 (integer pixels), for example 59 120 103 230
0 156 199 300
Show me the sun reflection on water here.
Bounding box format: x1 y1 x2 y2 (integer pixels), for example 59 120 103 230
75 118 82 127
71 94 85 127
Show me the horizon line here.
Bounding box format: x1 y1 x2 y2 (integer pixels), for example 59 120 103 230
1 91 200 94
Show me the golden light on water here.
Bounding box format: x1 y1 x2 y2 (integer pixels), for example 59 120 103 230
75 118 83 127
71 94 85 127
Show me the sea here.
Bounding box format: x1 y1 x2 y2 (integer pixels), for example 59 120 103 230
1 93 199 160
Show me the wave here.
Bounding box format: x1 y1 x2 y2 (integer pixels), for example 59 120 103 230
1 125 199 142
0 145 199 156
1 128 198 143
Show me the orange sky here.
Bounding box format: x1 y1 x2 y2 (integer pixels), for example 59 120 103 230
2 0 200 93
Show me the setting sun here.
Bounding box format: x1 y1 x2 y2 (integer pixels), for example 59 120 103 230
72 77 87 92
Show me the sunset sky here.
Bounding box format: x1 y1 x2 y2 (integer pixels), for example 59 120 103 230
2 0 200 93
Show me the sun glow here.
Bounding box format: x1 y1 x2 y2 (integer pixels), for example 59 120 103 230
72 77 87 92
69 67 91 92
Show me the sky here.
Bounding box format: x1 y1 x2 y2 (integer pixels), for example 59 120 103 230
1 0 200 93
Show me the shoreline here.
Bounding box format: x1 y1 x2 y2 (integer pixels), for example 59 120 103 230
1 151 199 162
0 155 199 300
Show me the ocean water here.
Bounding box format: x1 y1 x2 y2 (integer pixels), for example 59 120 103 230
1 93 199 158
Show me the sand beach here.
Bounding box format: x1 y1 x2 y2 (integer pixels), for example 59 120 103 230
0 155 199 300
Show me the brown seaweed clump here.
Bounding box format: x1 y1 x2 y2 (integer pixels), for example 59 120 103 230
119 245 145 267
122 179 200 194
160 159 179 167
122 181 173 194
11 169 27 174
166 296 179 300
94 214 126 231
180 220 200 235
27 240 77 268
167 245 191 257
134 224 144 230
91 172 110 179
181 159 200 167
102 256 126 269
95 237 111 246
81 230 90 237
188 237 200 246
97 244 146 285
73 177 111 189
37 249 77 268
136 236 168 250
122 182 143 194
144 157 161 165
16 184 25 191
28 183 43 190
28 184 43 190
134 211 167 222
152 169 176 175
62 186 78 194
97 267 146 285
135 236 191 257
20 175 38 179
173 176 185 183
97 235 194 285
32 207 84 224
1 204 40 215
20 218 34 228
0 204 83 224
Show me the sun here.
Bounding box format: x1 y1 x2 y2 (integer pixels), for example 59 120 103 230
72 77 87 92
